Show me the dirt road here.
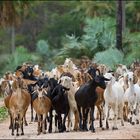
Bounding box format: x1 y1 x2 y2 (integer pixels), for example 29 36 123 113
0 104 140 139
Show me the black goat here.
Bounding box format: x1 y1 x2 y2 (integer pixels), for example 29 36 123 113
47 78 70 133
75 68 109 132
50 84 70 133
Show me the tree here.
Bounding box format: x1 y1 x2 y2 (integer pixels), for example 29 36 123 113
116 0 123 51
0 1 30 54
0 1 30 27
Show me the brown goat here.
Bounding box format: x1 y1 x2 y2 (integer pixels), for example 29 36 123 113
33 86 52 135
9 78 31 136
88 87 105 128
1 80 13 129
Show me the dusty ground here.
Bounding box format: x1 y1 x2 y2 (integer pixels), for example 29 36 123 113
0 103 140 139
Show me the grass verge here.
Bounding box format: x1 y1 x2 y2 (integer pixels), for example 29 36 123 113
0 106 8 122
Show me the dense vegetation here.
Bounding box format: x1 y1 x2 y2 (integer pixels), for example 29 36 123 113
0 1 140 76
0 106 8 122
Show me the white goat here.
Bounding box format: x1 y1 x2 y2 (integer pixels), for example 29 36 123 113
102 72 124 130
132 83 140 124
63 58 81 81
123 71 137 124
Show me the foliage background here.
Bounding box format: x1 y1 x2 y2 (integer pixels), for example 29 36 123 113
0 1 140 76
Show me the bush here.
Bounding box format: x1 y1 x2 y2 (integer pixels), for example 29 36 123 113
0 46 41 76
94 47 124 70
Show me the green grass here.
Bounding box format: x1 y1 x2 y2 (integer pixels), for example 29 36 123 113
0 106 8 122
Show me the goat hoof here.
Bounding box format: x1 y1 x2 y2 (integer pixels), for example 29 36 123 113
112 127 118 130
11 133 14 136
89 125 92 130
102 127 105 130
21 132 24 135
91 129 95 133
73 128 78 131
48 129 52 133
25 123 28 126
16 133 19 136
100 125 103 128
37 132 41 135
121 123 124 126
43 131 46 134
131 122 135 125
59 129 64 133
79 128 83 131
136 120 139 124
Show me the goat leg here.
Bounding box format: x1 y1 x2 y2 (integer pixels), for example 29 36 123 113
58 115 63 132
9 111 12 129
48 109 53 133
20 118 24 135
42 114 46 134
82 107 88 131
77 106 82 131
62 112 68 132
16 117 19 136
55 114 58 132
97 105 103 127
31 101 34 122
90 106 95 133
37 115 41 135
11 118 14 135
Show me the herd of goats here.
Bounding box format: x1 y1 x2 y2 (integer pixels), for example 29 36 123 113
0 57 140 136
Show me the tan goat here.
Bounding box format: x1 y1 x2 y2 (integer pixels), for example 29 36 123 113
32 86 52 135
9 78 31 136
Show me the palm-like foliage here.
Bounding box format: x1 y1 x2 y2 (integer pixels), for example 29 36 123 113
57 17 116 64
82 17 116 53
57 34 87 58
94 47 124 69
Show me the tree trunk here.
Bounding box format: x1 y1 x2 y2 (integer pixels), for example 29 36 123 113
122 1 125 32
11 26 15 54
116 0 123 51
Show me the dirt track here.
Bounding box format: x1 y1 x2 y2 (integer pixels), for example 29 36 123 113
0 104 140 139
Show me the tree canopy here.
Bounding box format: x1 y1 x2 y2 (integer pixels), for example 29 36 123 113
0 1 140 75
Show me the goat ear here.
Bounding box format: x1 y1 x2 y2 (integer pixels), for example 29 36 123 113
63 87 70 91
12 80 18 91
103 77 110 81
58 79 61 84
96 69 100 76
87 73 93 80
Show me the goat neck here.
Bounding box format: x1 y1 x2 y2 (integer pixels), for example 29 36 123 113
137 78 140 86
127 78 135 97
105 78 114 96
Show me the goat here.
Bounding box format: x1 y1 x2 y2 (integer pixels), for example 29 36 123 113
75 67 109 132
28 76 49 122
63 58 81 81
102 72 124 130
123 71 136 124
1 80 13 129
32 85 52 135
9 78 31 136
48 84 70 133
59 76 79 131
